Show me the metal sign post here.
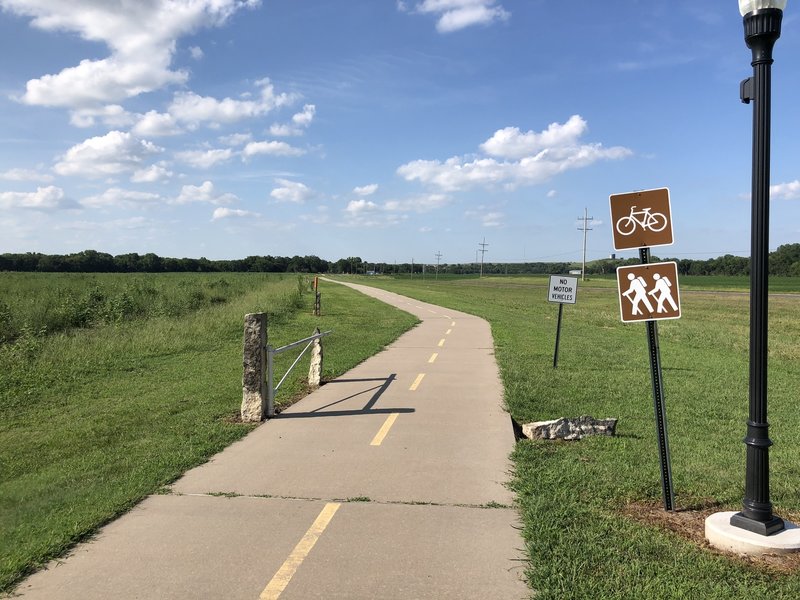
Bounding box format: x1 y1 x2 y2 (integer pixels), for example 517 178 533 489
640 248 675 511
547 275 578 369
610 188 678 511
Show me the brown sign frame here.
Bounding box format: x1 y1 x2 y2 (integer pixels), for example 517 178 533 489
610 187 674 251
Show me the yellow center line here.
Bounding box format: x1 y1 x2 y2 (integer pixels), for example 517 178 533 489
438 338 445 347
445 329 452 335
428 352 438 363
370 412 399 446
451 321 456 327
409 373 426 390
260 502 341 599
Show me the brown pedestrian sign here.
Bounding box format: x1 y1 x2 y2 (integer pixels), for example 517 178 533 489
610 187 673 251
617 262 681 322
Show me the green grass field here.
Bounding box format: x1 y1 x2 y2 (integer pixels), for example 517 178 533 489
343 274 800 599
0 274 417 593
5 271 800 598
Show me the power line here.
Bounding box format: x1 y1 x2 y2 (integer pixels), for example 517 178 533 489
435 251 442 281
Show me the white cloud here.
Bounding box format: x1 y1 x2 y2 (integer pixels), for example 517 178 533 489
0 185 68 209
189 46 204 60
771 180 800 200
353 184 379 196
271 179 312 203
270 103 316 137
131 162 174 183
6 0 260 108
402 0 510 33
481 211 504 227
168 79 295 128
70 104 135 128
80 187 162 208
465 208 504 227
212 207 259 220
54 131 163 178
546 189 557 198
175 148 234 169
292 103 315 127
132 110 183 137
242 140 305 159
269 123 299 137
397 115 632 191
384 193 450 213
343 197 405 228
21 55 186 108
341 193 445 228
480 115 587 159
345 198 379 215
218 132 253 146
0 168 53 182
176 181 237 205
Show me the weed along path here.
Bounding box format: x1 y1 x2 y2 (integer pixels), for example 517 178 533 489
14 280 527 599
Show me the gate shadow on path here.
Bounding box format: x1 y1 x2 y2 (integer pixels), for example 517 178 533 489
276 374 414 419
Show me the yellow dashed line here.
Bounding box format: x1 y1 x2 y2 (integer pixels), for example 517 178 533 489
438 339 445 347
428 353 438 363
451 321 456 327
370 413 399 446
410 373 426 390
260 503 341 599
445 329 452 335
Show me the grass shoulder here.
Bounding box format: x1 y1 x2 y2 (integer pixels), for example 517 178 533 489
343 274 800 598
0 274 416 593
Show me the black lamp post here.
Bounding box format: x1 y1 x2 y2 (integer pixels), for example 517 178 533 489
730 0 787 536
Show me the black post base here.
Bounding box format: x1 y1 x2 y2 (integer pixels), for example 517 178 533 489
730 512 785 536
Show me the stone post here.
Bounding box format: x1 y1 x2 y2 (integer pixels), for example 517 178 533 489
241 313 267 422
308 327 323 388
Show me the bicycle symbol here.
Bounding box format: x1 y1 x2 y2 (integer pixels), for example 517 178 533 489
615 205 668 236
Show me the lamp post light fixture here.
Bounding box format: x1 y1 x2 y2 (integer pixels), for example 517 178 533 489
730 0 787 536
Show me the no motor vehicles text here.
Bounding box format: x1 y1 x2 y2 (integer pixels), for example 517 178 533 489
547 275 578 305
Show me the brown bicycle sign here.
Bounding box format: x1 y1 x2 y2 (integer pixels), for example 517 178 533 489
609 187 673 251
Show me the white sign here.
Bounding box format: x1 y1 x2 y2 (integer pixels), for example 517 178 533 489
548 275 578 305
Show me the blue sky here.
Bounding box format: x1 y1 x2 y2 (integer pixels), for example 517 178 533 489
0 0 799 265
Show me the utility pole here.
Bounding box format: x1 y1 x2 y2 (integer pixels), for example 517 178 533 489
411 258 414 280
435 251 442 281
478 237 488 278
578 208 593 281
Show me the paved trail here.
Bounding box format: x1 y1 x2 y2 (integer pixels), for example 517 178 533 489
14 280 527 599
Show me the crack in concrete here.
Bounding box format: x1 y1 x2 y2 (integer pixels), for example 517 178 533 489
170 490 512 510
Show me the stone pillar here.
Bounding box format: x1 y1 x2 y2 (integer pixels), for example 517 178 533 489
241 313 267 422
308 327 323 388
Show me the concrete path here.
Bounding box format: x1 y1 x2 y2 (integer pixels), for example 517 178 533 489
13 281 528 599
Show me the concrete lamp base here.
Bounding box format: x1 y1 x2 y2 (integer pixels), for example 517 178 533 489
705 511 800 556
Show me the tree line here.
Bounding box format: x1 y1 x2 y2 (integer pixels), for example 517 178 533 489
2 244 800 276
588 244 800 277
